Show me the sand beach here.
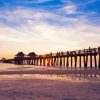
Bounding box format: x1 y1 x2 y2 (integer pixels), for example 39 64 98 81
0 64 100 100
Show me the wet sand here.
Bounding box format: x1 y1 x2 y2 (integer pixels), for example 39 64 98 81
0 64 100 100
0 67 100 75
0 73 100 100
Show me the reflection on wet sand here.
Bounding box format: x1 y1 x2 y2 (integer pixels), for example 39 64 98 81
0 63 100 82
0 73 100 82
0 64 100 100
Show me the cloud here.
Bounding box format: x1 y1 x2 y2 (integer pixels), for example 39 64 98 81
32 0 53 3
0 6 100 55
54 1 78 15
8 0 53 4
62 4 76 14
61 0 99 4
61 0 73 4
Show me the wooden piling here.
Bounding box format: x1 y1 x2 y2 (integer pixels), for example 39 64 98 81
60 57 62 67
66 56 69 67
94 55 97 68
71 56 73 67
74 51 77 68
79 56 81 68
75 56 77 68
63 57 65 67
90 55 92 68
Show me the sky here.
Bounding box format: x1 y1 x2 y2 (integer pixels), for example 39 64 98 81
0 0 100 59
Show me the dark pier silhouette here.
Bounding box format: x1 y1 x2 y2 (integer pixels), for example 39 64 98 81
0 58 14 63
1 46 100 69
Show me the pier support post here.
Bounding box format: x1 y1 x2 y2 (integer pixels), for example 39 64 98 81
43 58 45 66
71 56 73 68
85 55 88 68
37 59 38 65
98 54 100 69
54 57 56 66
90 55 92 68
57 57 59 67
74 56 77 69
94 55 97 68
79 50 81 69
31 59 33 65
83 55 88 69
79 56 81 68
29 59 31 65
66 57 69 68
51 57 53 66
40 58 42 66
63 57 65 67
48 58 50 66
74 51 77 69
98 47 100 68
60 57 62 68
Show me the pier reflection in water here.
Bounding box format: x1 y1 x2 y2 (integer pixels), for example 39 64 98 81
0 74 100 82
0 63 52 71
0 63 100 82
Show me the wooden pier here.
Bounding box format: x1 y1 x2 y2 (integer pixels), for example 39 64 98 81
13 47 100 69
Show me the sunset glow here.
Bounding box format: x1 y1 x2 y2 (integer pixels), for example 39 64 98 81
0 0 100 59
